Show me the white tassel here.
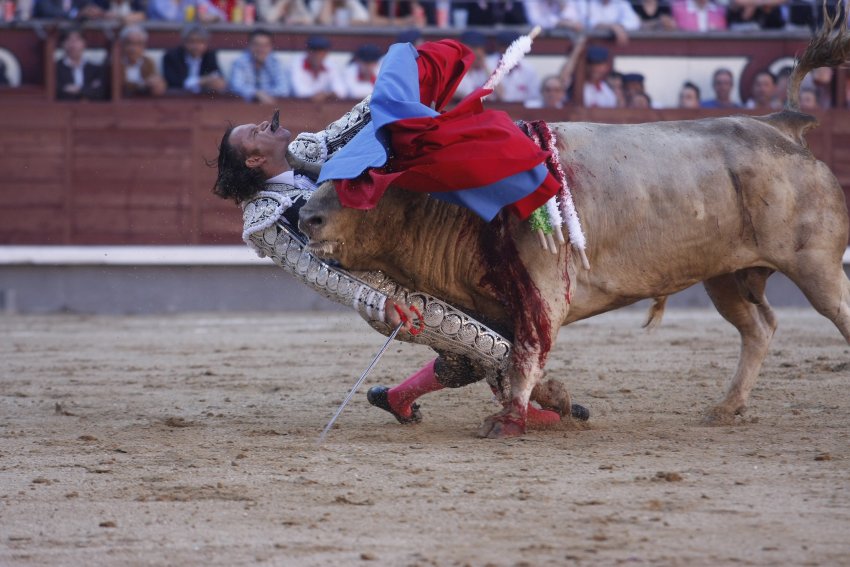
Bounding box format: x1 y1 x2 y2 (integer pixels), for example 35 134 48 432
483 26 542 95
536 229 548 251
545 196 566 245
545 128 590 270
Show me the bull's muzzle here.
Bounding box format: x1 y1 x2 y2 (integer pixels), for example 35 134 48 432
298 206 326 241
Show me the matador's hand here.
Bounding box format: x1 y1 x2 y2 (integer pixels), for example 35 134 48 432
384 299 423 335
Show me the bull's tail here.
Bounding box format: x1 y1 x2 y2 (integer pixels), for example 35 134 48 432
787 6 850 111
642 296 668 331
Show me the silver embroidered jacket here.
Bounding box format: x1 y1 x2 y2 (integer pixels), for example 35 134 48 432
242 186 512 372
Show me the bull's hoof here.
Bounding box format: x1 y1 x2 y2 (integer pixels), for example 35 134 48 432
477 410 527 439
366 386 422 424
570 403 590 422
702 404 745 426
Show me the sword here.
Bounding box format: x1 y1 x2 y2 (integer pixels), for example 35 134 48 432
318 321 404 444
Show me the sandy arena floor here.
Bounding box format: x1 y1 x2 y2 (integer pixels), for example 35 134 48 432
1 309 848 566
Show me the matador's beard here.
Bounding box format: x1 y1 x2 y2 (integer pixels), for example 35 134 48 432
270 109 280 132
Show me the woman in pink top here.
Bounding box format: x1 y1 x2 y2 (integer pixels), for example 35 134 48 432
671 0 727 31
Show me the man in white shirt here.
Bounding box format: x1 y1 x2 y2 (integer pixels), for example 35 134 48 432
582 45 619 108
336 43 382 100
563 0 641 44
289 35 343 103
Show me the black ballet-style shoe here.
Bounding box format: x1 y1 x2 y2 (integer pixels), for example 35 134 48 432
366 386 422 424
570 403 590 422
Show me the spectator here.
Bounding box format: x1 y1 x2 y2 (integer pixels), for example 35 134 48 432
453 0 527 26
395 28 423 47
162 24 227 95
671 0 726 31
605 70 627 107
228 28 289 103
56 27 108 100
258 0 313 24
556 35 587 98
77 0 145 23
799 86 818 112
311 0 370 25
336 43 382 100
802 66 834 110
369 0 429 26
631 0 676 29
726 0 785 31
678 81 700 108
745 69 778 110
562 0 641 45
453 31 492 100
773 65 792 107
525 75 568 109
583 45 618 108
523 0 575 29
147 0 224 22
32 0 85 18
627 91 651 108
488 31 540 103
118 25 166 98
622 72 645 104
701 67 738 108
289 35 341 103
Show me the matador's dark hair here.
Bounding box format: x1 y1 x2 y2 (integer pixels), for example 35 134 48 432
208 124 266 204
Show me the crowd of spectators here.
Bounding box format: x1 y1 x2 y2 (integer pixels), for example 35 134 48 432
34 19 845 110
3 0 844 33
1 0 846 108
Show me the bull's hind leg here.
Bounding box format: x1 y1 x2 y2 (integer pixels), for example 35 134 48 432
783 254 850 344
703 270 778 424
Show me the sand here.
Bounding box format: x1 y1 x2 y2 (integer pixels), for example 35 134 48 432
1 309 848 566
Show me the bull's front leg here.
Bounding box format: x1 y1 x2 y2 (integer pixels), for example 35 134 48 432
477 353 546 438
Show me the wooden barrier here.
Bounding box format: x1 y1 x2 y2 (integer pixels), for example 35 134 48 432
0 99 847 245
1 22 847 107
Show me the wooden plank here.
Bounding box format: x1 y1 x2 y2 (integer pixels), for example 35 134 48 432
71 156 191 185
829 111 850 134
0 206 66 241
0 155 66 181
0 130 66 153
72 129 193 156
0 104 69 127
0 182 65 206
71 206 188 243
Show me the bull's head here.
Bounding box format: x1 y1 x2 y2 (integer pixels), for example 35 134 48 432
299 181 403 271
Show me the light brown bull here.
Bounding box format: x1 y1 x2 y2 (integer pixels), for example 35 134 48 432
299 21 850 438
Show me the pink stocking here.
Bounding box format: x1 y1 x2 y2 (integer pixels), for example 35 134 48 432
387 358 443 419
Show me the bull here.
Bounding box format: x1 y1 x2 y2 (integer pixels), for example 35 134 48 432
299 22 850 438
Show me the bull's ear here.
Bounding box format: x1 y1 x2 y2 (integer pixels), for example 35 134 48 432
245 154 266 169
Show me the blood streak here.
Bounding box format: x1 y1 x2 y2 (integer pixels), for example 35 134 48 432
477 212 552 369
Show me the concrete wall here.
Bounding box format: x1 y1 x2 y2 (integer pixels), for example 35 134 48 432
3 263 848 315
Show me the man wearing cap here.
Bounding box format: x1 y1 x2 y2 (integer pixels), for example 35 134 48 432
621 72 646 105
583 45 619 108
337 44 383 100
289 35 343 103
228 29 290 103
